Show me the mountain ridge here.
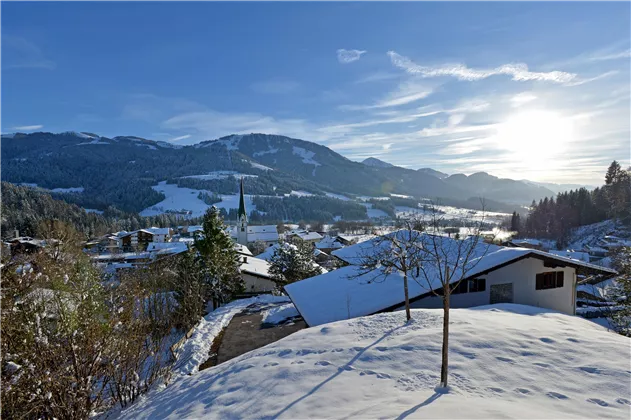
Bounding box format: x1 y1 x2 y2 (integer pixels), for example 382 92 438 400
1 131 559 215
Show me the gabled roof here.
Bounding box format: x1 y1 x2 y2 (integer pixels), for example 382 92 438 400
240 256 272 279
286 231 617 327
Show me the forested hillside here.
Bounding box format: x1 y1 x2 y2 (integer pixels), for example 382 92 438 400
0 182 202 239
522 161 631 245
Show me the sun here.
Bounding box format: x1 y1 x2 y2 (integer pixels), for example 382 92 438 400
495 110 574 166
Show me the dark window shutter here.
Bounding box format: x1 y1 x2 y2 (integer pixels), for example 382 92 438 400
556 271 564 288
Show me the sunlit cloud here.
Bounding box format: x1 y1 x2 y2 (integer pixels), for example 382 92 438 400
388 51 577 83
11 124 44 131
337 49 366 64
170 134 191 142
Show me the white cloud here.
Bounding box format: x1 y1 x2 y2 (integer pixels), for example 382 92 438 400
510 93 537 107
12 124 44 131
170 134 191 142
340 81 433 111
337 49 366 64
162 110 323 143
354 71 399 84
388 51 577 84
566 71 618 87
590 49 631 61
251 80 300 94
382 143 393 150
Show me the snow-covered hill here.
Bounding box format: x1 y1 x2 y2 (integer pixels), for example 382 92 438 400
120 305 631 419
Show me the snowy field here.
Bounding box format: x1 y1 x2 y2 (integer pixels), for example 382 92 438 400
140 181 258 218
396 204 509 224
120 304 631 419
179 171 258 180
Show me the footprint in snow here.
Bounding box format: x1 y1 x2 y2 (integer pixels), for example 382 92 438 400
320 327 332 334
315 360 332 366
332 348 344 353
360 369 377 376
566 338 580 343
546 392 569 400
539 337 555 344
488 387 505 394
458 351 477 360
400 345 415 351
338 365 355 371
496 356 515 364
376 346 388 352
264 362 279 368
616 398 631 405
578 366 601 374
587 398 609 407
277 349 292 357
291 360 304 365
515 388 531 395
533 362 550 368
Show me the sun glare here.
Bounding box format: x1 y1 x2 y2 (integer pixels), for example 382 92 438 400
496 110 574 167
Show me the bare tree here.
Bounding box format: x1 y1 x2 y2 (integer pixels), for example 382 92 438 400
413 203 495 388
351 219 426 321
353 201 495 388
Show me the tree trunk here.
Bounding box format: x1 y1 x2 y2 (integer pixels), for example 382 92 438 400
403 273 411 321
440 290 450 387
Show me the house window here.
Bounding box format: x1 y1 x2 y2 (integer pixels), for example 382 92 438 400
535 271 564 290
452 280 468 294
452 278 486 294
241 227 245 232
468 278 486 293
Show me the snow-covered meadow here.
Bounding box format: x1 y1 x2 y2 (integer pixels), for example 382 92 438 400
121 305 631 419
140 181 259 218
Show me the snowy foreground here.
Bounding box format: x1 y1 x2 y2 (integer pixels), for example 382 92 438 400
121 305 631 419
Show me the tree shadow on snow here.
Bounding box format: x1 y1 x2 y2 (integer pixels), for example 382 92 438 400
395 392 444 419
269 323 410 419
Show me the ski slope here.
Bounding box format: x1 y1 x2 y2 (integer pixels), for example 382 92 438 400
119 305 631 419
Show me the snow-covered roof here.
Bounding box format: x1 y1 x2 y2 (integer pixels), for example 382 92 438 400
511 238 542 246
146 227 171 236
336 234 376 245
315 235 344 250
240 256 273 279
234 243 253 256
548 250 590 263
186 225 203 233
146 241 188 256
287 231 617 326
292 231 323 241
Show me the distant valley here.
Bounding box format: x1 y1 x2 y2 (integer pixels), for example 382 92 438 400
1 131 583 220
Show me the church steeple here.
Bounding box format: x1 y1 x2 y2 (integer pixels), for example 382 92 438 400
238 177 247 222
237 177 248 245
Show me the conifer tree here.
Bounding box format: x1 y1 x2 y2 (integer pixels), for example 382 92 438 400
194 206 244 306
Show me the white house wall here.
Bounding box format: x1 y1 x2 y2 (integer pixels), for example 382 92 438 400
405 258 576 315
241 273 277 293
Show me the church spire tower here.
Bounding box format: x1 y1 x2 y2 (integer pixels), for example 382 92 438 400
237 177 248 245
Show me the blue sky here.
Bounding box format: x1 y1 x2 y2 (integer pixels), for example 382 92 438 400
2 2 629 184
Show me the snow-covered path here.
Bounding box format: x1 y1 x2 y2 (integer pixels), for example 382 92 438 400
121 304 631 419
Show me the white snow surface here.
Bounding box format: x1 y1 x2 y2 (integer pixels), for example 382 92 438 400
173 295 290 376
120 305 631 419
261 303 300 325
292 146 321 176
140 182 257 218
51 187 84 193
287 190 314 197
180 171 258 180
249 161 273 171
325 192 351 201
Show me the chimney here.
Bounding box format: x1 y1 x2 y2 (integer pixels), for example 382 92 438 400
243 256 248 263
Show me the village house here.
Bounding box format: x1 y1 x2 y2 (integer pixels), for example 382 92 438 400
285 231 617 327
288 231 323 244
